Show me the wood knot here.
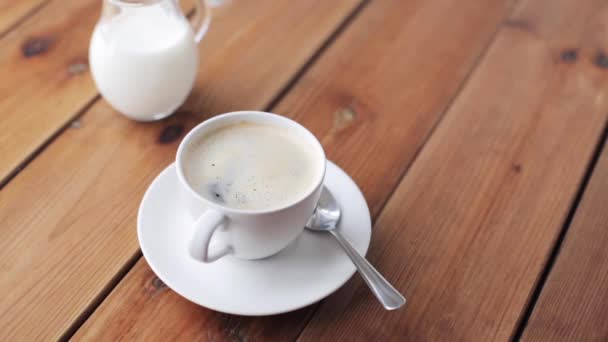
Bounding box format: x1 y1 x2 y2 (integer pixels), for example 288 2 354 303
70 119 81 128
22 37 53 57
68 59 88 75
174 110 193 117
151 276 167 290
333 107 356 131
560 49 578 63
512 163 522 173
158 124 184 144
594 51 608 69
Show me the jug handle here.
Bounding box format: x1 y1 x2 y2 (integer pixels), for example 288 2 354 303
189 0 211 43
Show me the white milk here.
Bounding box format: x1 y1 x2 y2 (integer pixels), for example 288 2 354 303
89 4 198 121
184 122 321 210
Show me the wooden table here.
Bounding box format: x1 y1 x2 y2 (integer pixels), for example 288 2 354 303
2 0 608 340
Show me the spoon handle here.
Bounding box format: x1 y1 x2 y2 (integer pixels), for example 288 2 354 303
330 230 406 310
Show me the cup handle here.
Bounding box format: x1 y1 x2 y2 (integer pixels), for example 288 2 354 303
189 209 232 262
189 0 211 43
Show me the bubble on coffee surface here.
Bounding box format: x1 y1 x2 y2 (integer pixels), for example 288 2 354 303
185 121 320 210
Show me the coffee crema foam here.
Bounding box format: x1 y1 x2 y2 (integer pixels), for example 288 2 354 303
185 121 321 210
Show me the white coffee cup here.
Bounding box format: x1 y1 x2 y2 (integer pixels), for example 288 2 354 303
176 111 326 262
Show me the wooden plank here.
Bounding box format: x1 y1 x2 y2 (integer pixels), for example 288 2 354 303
0 1 363 340
521 142 608 341
73 0 515 340
0 0 48 37
522 26 608 338
296 0 608 340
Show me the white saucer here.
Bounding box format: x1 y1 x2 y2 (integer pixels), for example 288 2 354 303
138 161 371 316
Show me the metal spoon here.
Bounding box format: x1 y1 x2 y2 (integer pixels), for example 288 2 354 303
306 187 406 310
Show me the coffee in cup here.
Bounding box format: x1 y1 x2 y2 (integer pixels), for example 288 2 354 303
182 121 322 210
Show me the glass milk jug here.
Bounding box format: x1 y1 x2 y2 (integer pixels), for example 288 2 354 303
89 0 210 121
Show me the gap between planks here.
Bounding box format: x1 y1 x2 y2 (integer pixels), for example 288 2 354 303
59 250 142 342
0 95 99 191
0 0 51 39
264 0 371 112
511 118 608 340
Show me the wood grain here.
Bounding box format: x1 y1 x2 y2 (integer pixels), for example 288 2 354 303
521 5 608 335
0 0 363 340
73 0 515 340
0 0 48 37
521 138 608 342
0 0 99 184
296 0 608 340
76 258 320 341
